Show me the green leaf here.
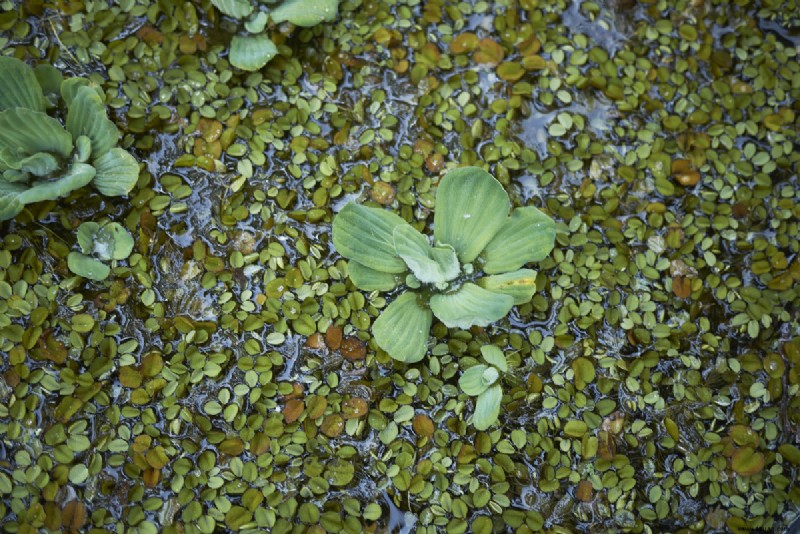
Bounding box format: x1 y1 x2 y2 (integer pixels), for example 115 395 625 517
433 167 510 263
211 0 253 18
347 261 403 291
481 206 556 274
429 283 514 329
0 57 45 112
66 86 119 158
229 34 278 71
481 366 499 386
92 147 139 196
17 163 95 205
480 345 507 372
60 78 95 106
0 107 73 159
0 181 27 221
244 11 268 33
459 364 490 396
332 203 408 274
477 269 538 305
106 223 134 260
473 384 502 431
67 252 110 281
393 224 459 285
372 291 432 363
77 222 101 254
270 0 339 26
16 153 60 176
33 64 64 106
571 357 596 390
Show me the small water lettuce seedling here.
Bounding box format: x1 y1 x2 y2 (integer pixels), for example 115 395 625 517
458 345 509 431
0 57 139 222
68 221 134 281
332 166 556 363
211 0 339 71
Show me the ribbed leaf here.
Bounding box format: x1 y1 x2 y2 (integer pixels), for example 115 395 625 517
429 282 514 329
0 108 73 159
332 203 407 273
77 222 101 255
393 224 459 285
0 181 27 221
16 153 60 177
60 78 93 106
105 222 134 260
481 206 556 274
229 34 278 71
473 384 502 430
17 163 95 205
433 167 510 263
66 86 119 158
33 64 64 106
481 345 507 372
372 291 432 363
270 0 338 26
477 269 538 305
67 252 110 281
92 148 139 196
459 364 490 396
0 57 45 112
347 261 403 291
211 0 253 18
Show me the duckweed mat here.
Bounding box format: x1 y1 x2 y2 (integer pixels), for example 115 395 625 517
1 0 800 532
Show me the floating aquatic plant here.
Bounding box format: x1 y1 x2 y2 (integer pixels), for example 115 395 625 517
459 345 510 430
68 221 134 281
333 166 556 363
211 0 340 71
0 57 139 222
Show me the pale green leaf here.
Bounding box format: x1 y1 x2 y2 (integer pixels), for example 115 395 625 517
459 364 490 396
429 283 514 329
230 34 278 71
211 0 253 18
473 384 502 430
106 222 134 260
480 345 507 372
60 78 94 106
0 181 27 221
0 108 73 160
0 57 45 112
433 167 510 263
244 12 268 33
393 224 459 285
77 222 101 255
92 148 139 196
347 261 403 291
477 269 538 305
372 291 432 363
17 153 60 176
332 203 407 273
67 252 110 281
270 0 339 26
33 64 64 106
17 163 95 205
481 206 556 274
66 86 119 158
481 366 499 387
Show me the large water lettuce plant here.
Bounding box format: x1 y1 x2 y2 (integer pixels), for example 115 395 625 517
333 166 556 363
211 0 339 71
0 57 139 222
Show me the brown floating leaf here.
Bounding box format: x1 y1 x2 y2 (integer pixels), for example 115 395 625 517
342 398 369 419
37 332 67 364
321 414 344 437
305 332 325 349
340 337 366 361
250 433 270 455
412 414 434 438
370 182 396 205
306 395 328 419
325 325 342 350
143 467 160 488
61 501 87 533
283 399 305 423
672 275 692 298
119 366 142 388
219 437 244 456
450 32 478 54
473 38 505 65
731 446 765 476
576 480 593 502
